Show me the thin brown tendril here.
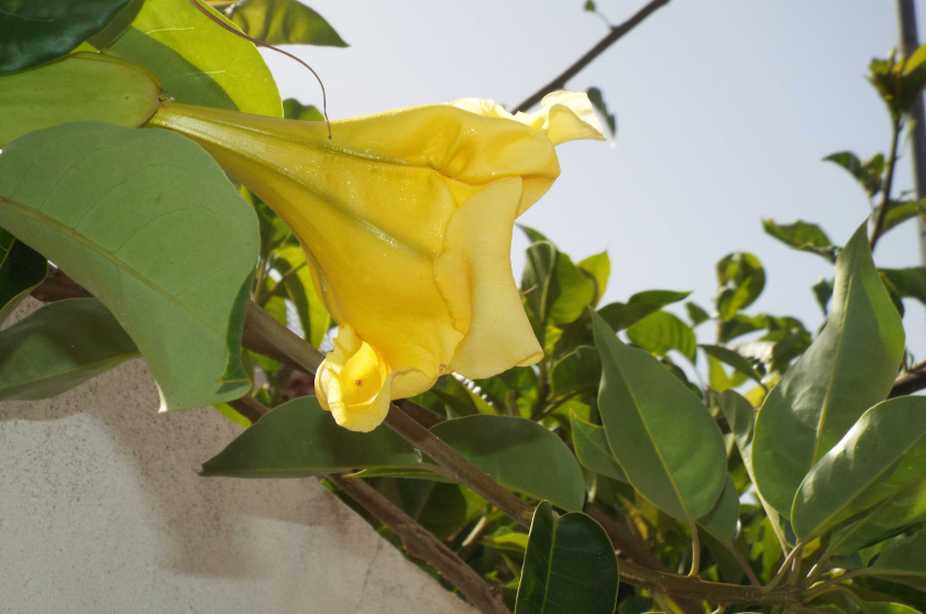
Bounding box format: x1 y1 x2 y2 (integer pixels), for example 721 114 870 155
188 0 333 139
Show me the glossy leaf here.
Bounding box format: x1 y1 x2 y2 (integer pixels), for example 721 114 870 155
599 289 690 332
0 123 258 410
686 301 710 326
872 531 926 580
514 501 618 614
699 476 739 545
569 414 626 481
700 344 764 386
0 53 160 147
225 0 347 46
204 398 585 510
627 310 696 361
827 481 926 555
715 252 765 320
753 225 904 516
106 0 281 116
0 228 47 323
593 312 726 523
792 397 926 540
0 0 130 73
578 251 611 305
762 219 837 261
551 345 600 398
433 415 586 512
550 252 597 325
203 397 422 476
0 298 137 400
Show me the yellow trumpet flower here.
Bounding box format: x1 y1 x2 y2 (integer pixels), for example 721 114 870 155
149 91 603 432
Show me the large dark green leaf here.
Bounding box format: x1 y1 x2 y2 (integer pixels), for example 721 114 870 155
715 252 765 320
0 228 46 322
792 397 926 540
598 289 690 332
105 0 281 116
202 397 422 476
551 345 600 398
204 398 585 510
0 123 258 410
826 481 926 555
762 219 837 261
0 298 137 400
872 531 926 581
0 53 160 147
0 0 130 73
433 415 586 512
514 501 618 614
569 414 625 481
753 225 904 516
626 310 696 361
699 476 738 545
592 312 726 523
224 0 347 46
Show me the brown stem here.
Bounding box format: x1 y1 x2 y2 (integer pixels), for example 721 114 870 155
331 475 510 614
228 396 270 423
870 118 903 251
511 0 670 112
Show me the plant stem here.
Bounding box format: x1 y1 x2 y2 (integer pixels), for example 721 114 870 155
330 475 511 614
688 521 702 577
871 118 904 251
512 0 670 112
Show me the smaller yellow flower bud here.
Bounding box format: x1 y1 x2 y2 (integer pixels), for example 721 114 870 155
314 324 391 432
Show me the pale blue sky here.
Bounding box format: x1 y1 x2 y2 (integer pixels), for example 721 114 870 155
264 1 926 358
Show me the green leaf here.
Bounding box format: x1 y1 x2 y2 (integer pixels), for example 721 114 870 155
551 345 600 398
826 481 926 555
699 476 739 545
762 219 837 261
862 604 923 614
0 228 47 322
569 414 626 481
519 224 552 245
433 415 586 512
522 241 556 328
550 252 597 325
0 0 131 73
282 97 324 121
715 252 765 320
105 0 282 116
202 397 422 476
586 87 616 137
0 53 160 147
271 245 330 348
0 123 259 410
225 0 347 46
716 390 756 474
880 199 926 235
812 278 833 315
700 344 764 386
881 267 926 306
792 397 926 540
0 298 137 400
428 375 480 418
578 250 611 305
824 151 884 196
599 289 691 332
592 312 727 523
753 225 904 516
686 301 710 326
204 399 585 510
514 501 618 614
627 310 696 361
872 531 926 580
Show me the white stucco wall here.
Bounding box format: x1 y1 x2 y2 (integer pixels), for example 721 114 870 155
0 299 474 614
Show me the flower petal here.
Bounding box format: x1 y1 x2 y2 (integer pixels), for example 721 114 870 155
440 177 543 378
